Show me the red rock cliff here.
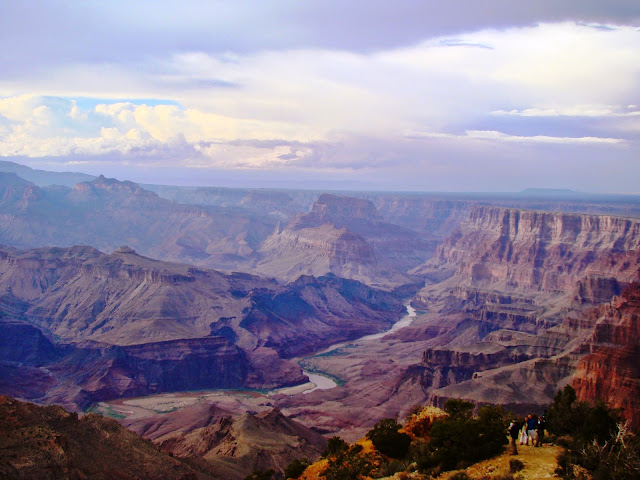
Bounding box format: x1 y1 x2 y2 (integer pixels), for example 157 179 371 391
426 206 640 294
572 283 640 429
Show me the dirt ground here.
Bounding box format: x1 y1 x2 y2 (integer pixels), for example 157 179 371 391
438 443 562 480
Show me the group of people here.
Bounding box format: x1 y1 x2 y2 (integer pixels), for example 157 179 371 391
507 413 546 455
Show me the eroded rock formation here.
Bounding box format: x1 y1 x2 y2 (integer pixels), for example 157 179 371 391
572 283 640 429
0 245 405 410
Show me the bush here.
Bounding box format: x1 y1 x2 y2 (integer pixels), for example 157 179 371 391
367 418 412 459
377 459 408 477
509 458 524 473
244 470 274 480
322 436 348 458
322 444 377 480
547 386 620 444
577 424 640 480
284 458 310 479
554 422 640 480
444 399 474 419
418 402 507 472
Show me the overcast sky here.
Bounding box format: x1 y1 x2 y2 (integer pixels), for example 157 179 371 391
1 1 639 192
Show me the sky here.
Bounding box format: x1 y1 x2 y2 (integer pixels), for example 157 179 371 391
1 1 639 192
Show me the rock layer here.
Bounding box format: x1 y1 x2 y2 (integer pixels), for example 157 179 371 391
0 245 405 409
572 283 640 429
256 194 429 287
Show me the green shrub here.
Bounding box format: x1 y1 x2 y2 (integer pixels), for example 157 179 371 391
244 469 274 480
322 436 348 458
367 418 412 459
377 459 408 477
284 458 310 479
444 399 474 419
549 389 637 480
418 402 507 473
322 444 376 480
547 386 620 444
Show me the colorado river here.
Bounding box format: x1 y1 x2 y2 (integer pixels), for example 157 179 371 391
95 304 418 419
298 303 417 394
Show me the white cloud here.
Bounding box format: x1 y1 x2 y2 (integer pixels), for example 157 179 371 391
0 22 638 175
492 105 640 117
407 129 624 144
465 130 624 144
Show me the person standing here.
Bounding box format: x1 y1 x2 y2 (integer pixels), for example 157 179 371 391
536 414 546 447
526 415 537 446
508 419 521 455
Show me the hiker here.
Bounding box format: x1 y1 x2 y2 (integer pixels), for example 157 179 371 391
519 421 527 445
536 414 546 447
508 419 521 455
526 414 537 446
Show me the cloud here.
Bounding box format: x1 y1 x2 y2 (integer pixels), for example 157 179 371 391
0 22 639 192
2 1 639 75
412 130 625 144
492 106 640 117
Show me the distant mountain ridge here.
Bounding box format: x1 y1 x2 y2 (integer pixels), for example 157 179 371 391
0 160 95 187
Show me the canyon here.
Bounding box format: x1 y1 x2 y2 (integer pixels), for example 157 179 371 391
1 161 640 476
0 244 405 411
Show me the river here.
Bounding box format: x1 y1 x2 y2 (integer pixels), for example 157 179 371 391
298 303 417 394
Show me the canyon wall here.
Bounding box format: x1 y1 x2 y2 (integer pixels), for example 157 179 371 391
407 207 640 411
256 194 430 287
572 283 640 429
418 206 640 294
0 245 405 410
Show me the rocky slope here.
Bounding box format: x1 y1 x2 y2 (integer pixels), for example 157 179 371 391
404 207 640 411
0 245 405 410
126 403 326 480
572 283 640 429
0 396 218 480
255 194 430 288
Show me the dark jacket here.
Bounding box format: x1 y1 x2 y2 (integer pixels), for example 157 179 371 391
508 421 521 439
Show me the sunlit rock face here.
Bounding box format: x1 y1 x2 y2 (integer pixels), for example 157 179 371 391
418 205 640 293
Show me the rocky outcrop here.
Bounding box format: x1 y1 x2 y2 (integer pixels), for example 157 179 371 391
572 283 640 429
255 223 383 285
419 206 640 295
255 194 430 287
367 195 474 238
0 396 217 480
132 406 326 480
52 337 254 406
402 203 640 412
